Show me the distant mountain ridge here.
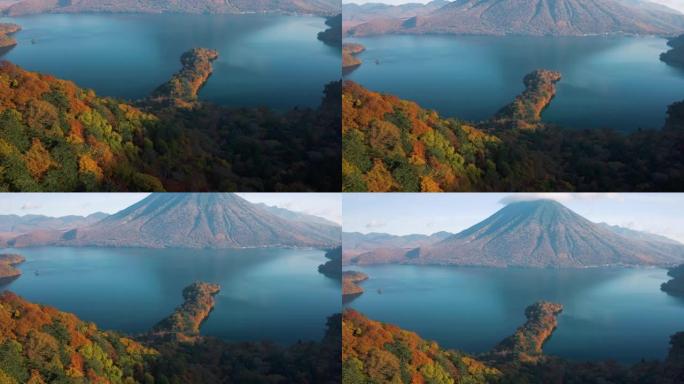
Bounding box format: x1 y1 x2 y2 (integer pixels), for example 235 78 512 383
346 0 684 37
2 0 340 16
0 212 107 234
6 193 340 249
346 200 684 268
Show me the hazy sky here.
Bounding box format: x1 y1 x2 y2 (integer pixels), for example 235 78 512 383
343 193 684 242
341 0 684 14
0 193 342 224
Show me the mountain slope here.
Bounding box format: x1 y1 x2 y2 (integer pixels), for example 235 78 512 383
0 291 157 383
342 309 502 384
342 0 450 29
49 193 341 248
342 231 452 262
3 0 340 16
348 200 684 268
347 0 684 37
422 200 684 267
0 212 107 233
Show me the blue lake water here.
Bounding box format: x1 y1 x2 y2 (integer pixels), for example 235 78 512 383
0 247 340 344
344 265 684 363
0 14 340 109
346 35 684 132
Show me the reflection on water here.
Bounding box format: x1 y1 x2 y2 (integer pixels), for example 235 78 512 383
344 265 684 363
0 247 340 344
347 35 684 131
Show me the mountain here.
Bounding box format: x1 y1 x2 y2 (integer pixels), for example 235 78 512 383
3 0 340 16
349 200 684 268
342 0 450 29
342 231 452 260
599 222 682 245
12 193 340 249
346 0 684 37
0 212 107 234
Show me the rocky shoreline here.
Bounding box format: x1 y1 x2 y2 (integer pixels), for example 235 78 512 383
342 42 365 74
0 253 25 283
661 34 684 68
342 270 368 301
0 23 20 49
319 246 342 279
662 264 684 297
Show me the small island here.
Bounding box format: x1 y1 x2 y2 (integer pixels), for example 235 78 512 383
491 69 562 130
150 281 220 343
318 246 342 279
343 43 365 75
343 270 368 303
661 34 684 68
485 301 563 364
0 253 25 283
0 23 21 49
149 48 219 108
662 264 684 297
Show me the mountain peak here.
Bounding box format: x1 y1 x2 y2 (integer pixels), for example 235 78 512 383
347 0 684 36
427 199 684 267
10 193 340 249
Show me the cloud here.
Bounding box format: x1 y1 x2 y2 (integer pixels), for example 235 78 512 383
499 193 622 205
365 220 386 230
20 203 41 211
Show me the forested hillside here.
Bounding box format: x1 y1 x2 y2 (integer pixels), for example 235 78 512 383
0 51 340 192
343 80 684 192
0 289 341 383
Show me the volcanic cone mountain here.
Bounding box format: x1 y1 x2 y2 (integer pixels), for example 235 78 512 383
347 0 684 37
54 193 340 249
351 200 684 268
426 200 684 267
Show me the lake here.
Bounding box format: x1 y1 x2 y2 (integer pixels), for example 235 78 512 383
346 35 684 132
0 14 340 110
0 247 340 345
343 265 684 363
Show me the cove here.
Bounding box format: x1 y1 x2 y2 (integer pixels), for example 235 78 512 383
0 247 340 344
346 35 684 132
344 265 684 363
0 14 340 110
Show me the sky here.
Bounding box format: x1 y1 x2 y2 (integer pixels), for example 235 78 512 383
0 193 342 225
341 0 684 14
343 193 684 243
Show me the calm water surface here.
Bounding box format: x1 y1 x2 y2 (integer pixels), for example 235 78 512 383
0 247 340 344
0 14 340 109
344 265 684 363
347 35 684 131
